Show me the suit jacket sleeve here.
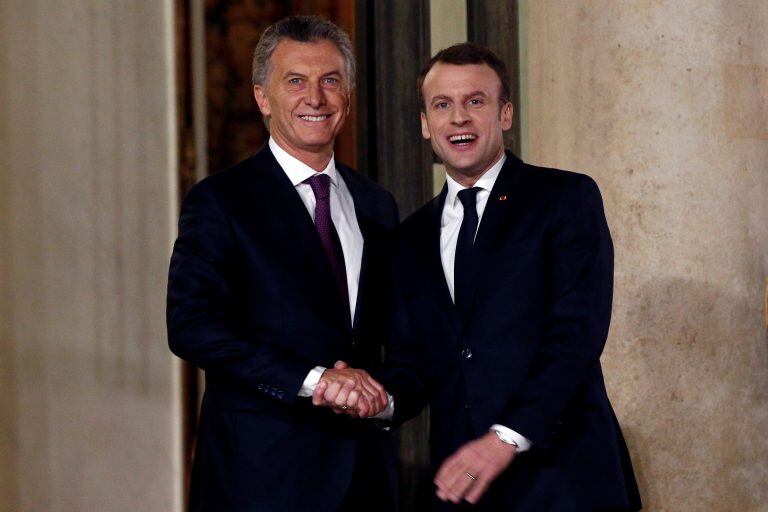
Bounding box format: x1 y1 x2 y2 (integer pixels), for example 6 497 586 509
376 241 430 427
166 182 314 405
499 175 614 449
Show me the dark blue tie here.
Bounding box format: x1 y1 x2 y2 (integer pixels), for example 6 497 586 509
454 187 480 317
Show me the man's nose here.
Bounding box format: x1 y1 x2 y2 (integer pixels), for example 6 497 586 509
451 104 470 125
305 81 326 108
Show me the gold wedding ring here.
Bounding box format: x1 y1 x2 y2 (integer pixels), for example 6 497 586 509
465 472 477 481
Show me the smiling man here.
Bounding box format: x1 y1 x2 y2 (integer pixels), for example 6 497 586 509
167 16 398 512
378 43 642 511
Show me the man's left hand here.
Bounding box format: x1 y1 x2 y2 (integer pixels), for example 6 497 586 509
434 431 517 505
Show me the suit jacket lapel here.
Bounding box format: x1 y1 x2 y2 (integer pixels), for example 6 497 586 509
463 153 527 317
426 185 462 326
337 165 369 331
256 146 351 329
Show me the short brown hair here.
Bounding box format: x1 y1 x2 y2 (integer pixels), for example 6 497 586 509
417 42 511 111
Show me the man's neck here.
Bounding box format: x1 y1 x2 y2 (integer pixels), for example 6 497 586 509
446 150 505 188
271 137 333 172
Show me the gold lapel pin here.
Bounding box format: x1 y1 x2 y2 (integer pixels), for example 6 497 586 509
498 195 508 201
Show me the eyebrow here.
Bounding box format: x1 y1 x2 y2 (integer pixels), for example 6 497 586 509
283 70 343 79
430 90 489 103
464 90 488 99
430 94 452 103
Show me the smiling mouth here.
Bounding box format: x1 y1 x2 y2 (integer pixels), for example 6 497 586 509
448 133 478 146
298 114 331 122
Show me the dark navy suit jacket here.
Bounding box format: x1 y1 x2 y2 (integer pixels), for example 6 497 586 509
167 145 399 511
380 153 642 511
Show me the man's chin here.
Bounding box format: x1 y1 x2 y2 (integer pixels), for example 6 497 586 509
294 139 336 155
299 128 340 143
439 156 481 174
435 145 479 164
293 131 336 147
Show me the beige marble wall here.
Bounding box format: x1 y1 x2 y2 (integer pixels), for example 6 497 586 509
523 1 768 510
0 1 181 511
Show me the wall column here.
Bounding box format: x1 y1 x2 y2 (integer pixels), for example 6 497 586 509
0 1 181 510
523 1 768 509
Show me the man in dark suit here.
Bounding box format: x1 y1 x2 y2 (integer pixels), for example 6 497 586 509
372 43 641 511
166 16 398 512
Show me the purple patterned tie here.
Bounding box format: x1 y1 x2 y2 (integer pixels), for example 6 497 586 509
306 174 350 309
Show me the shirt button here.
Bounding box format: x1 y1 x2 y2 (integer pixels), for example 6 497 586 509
460 348 472 359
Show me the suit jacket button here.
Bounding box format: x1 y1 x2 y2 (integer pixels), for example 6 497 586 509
460 348 472 359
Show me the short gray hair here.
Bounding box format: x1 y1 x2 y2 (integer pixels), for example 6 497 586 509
252 15 356 90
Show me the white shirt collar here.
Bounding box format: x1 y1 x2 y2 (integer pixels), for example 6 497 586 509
445 153 507 206
269 137 339 188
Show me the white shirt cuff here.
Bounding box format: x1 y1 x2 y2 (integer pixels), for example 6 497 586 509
490 424 533 452
373 393 395 421
298 366 326 397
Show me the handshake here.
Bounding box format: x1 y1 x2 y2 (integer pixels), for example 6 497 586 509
311 361 390 418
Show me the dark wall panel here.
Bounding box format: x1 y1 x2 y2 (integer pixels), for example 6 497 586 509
467 0 521 157
371 0 434 219
370 5 433 510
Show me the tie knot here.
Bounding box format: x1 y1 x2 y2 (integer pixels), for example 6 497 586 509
457 187 480 211
306 173 331 200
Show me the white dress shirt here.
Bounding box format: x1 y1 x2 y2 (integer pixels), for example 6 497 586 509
271 140 394 420
268 139 367 401
269 138 363 319
440 154 532 452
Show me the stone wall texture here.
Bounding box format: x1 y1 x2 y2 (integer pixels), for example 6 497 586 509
0 1 181 510
524 1 768 510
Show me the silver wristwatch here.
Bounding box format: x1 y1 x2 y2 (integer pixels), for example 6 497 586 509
493 429 520 448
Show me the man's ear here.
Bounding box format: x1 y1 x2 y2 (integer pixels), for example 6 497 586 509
253 85 271 117
421 111 431 140
500 101 513 131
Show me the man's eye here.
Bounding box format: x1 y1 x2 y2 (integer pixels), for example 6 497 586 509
435 102 449 109
288 77 303 85
469 98 484 106
322 77 342 88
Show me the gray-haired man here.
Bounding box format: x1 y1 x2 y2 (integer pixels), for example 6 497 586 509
167 15 399 512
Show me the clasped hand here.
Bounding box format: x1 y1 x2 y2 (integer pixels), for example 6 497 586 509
311 361 388 418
